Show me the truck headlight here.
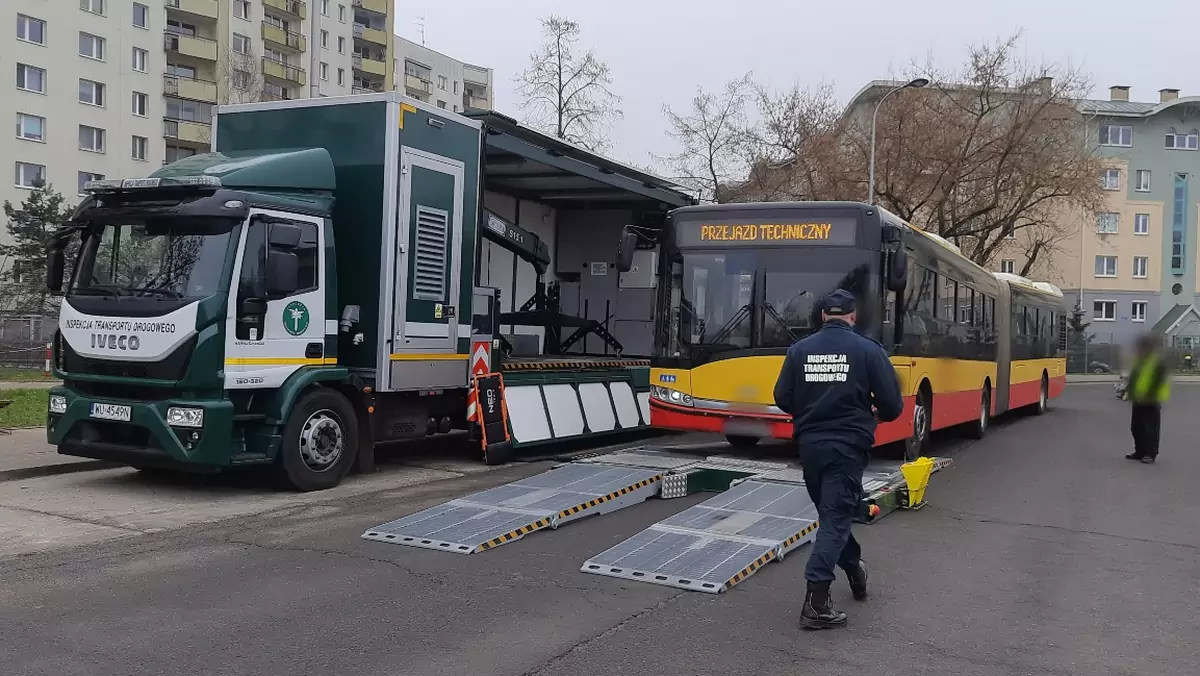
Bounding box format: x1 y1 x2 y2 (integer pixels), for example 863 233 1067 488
166 406 204 428
49 395 67 414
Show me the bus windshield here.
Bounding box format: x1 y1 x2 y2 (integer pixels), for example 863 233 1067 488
674 248 877 359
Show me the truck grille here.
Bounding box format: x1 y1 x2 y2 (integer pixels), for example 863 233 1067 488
60 336 196 381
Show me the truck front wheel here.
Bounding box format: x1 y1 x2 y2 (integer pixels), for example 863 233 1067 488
276 389 359 491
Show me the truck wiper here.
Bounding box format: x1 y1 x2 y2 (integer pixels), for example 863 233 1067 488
136 287 183 300
72 285 122 299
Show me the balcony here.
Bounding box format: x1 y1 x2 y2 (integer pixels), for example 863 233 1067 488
165 0 218 21
262 57 306 86
163 31 218 61
463 67 489 86
353 84 383 95
353 55 387 77
262 22 306 52
352 0 389 15
263 0 306 19
163 74 216 103
163 118 211 147
405 74 432 94
352 23 388 47
463 94 489 109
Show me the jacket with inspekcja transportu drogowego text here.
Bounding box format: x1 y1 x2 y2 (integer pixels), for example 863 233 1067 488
772 320 904 452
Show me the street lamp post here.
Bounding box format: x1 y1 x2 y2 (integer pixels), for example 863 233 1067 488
867 77 929 205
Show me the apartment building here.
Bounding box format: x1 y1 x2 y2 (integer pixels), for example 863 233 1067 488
394 37 493 114
1025 86 1200 347
3 0 393 254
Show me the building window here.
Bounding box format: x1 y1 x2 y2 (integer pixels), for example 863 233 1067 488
79 79 106 106
79 32 106 61
337 68 345 86
132 47 150 72
322 0 329 15
1094 255 1117 277
321 30 328 48
14 161 46 188
1092 300 1117 321
78 171 105 195
437 100 446 109
1135 169 1151 192
132 135 148 161
1172 173 1188 272
1133 256 1148 278
132 92 149 117
80 0 105 15
1131 301 1147 323
1096 212 1119 234
319 62 328 81
1165 128 1199 151
1098 124 1132 147
17 15 46 45
999 259 1015 274
338 36 345 53
79 125 106 153
437 75 448 90
16 113 45 142
133 3 149 28
454 81 458 94
338 4 346 22
1102 168 1120 190
17 64 47 94
234 0 250 20
232 33 251 54
1134 213 1149 235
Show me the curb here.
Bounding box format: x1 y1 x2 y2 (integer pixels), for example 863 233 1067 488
0 460 119 483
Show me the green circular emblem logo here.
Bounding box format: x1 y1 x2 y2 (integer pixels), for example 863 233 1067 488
283 301 310 336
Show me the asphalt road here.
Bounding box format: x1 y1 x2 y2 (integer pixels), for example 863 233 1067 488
3 384 1198 676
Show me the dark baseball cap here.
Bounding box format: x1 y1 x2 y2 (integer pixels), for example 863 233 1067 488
822 289 857 316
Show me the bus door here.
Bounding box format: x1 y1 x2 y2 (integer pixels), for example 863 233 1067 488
994 282 1013 414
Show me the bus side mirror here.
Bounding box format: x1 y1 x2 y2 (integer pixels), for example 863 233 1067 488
616 227 638 273
46 249 65 295
887 248 908 292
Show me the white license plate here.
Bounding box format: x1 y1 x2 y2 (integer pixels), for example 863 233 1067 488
90 403 132 422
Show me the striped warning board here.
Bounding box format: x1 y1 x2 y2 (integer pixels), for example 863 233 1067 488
361 463 664 554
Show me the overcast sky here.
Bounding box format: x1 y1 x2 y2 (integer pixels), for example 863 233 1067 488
396 0 1197 170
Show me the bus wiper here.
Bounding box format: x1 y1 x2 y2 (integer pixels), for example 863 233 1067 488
763 303 802 340
136 287 183 300
699 303 751 348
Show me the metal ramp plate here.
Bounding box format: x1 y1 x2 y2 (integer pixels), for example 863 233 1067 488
362 463 663 554
581 479 819 593
575 450 704 471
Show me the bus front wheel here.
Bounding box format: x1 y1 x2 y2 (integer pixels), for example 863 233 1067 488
904 388 931 462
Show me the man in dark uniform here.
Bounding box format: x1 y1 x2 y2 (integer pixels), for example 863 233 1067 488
773 289 904 630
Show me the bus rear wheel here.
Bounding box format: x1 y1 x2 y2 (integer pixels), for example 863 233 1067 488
726 434 761 449
904 388 931 462
1034 374 1049 415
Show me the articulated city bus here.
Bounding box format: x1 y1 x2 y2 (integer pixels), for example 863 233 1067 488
616 201 1067 460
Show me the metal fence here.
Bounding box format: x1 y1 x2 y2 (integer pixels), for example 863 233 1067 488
0 315 52 370
1067 332 1200 373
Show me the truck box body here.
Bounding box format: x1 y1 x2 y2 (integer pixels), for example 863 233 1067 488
215 94 482 391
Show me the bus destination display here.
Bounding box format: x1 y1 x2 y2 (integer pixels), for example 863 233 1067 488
676 216 857 247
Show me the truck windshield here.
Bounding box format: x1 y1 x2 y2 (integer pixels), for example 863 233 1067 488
673 248 876 358
70 220 239 300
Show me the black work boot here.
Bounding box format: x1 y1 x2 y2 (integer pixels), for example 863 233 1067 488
846 559 868 601
800 581 848 630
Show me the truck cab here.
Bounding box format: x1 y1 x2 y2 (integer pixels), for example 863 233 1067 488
46 149 359 490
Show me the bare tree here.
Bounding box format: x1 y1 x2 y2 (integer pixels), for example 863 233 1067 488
736 81 844 202
217 47 264 105
742 32 1104 273
515 15 623 152
656 73 754 203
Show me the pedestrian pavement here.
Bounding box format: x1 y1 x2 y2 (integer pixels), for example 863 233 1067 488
0 428 111 480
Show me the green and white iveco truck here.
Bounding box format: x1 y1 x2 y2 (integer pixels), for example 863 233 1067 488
44 94 693 490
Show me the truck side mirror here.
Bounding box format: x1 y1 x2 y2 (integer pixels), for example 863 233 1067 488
616 227 638 273
887 248 908 292
265 251 299 297
46 249 65 295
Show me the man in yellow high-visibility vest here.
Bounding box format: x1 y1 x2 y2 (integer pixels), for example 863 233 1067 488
1123 334 1169 464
